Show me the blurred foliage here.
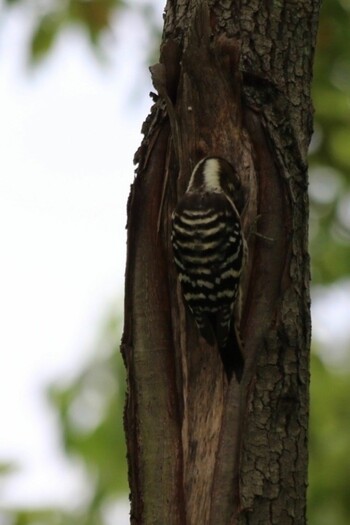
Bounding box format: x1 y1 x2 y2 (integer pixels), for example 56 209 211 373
4 0 123 62
309 0 350 283
2 507 72 525
2 0 161 65
308 355 350 525
1 0 350 524
47 319 128 497
1 311 128 525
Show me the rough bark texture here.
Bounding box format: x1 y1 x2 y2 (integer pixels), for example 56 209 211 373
122 1 320 524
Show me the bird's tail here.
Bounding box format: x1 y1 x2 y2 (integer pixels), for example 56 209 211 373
218 322 244 382
195 312 244 381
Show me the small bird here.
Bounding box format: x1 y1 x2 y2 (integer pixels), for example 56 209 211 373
171 157 246 381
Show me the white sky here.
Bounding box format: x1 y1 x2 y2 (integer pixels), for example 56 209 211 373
0 3 155 520
0 1 349 523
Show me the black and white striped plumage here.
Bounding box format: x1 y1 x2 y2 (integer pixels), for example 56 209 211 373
171 157 245 380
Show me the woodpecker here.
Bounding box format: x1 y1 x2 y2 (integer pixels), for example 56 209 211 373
171 157 246 381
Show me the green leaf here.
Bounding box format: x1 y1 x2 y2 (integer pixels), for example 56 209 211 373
29 14 62 64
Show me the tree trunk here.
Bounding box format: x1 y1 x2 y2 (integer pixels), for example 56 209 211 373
122 1 320 524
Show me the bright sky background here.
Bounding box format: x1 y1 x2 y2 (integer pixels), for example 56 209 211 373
0 3 156 521
0 2 349 524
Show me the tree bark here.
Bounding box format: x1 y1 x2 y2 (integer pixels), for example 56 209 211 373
122 1 320 524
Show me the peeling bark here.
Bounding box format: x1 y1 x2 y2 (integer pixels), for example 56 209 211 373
122 1 320 524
